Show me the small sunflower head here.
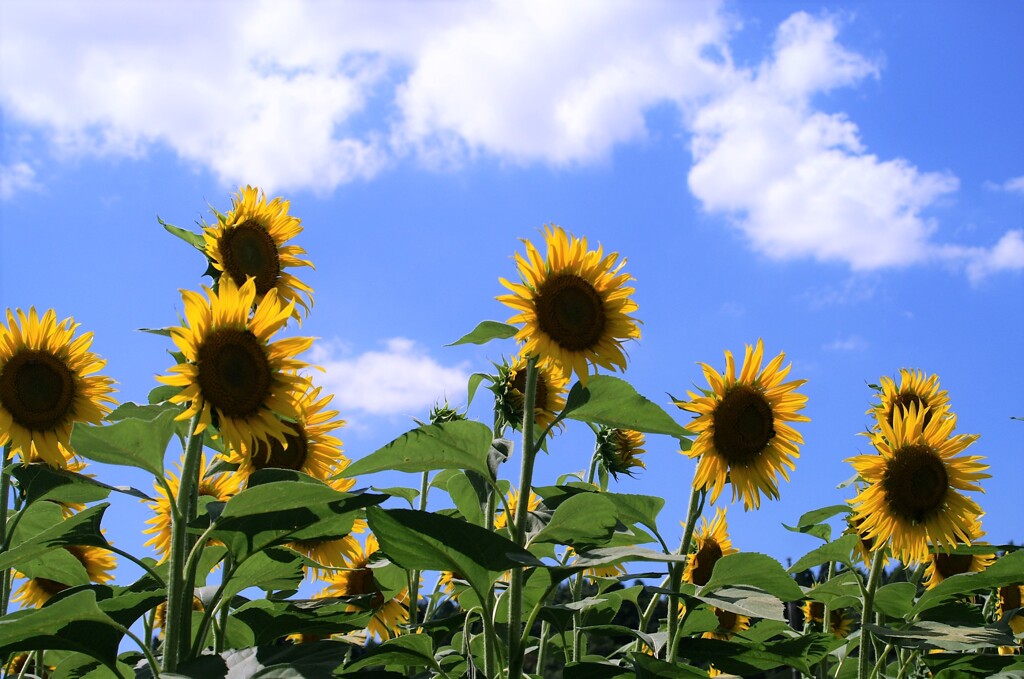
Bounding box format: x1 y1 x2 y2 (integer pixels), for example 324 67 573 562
683 507 736 587
429 400 466 425
491 353 568 434
922 517 994 589
12 543 116 608
998 585 1024 635
702 606 751 640
596 427 646 479
871 369 951 431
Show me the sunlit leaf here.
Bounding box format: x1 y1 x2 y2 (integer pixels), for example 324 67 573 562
912 549 1024 615
70 403 182 478
10 463 152 505
700 553 804 602
222 548 305 601
782 504 850 542
563 376 691 439
693 585 787 622
446 320 519 346
174 640 350 678
874 582 916 619
531 492 618 548
787 534 859 573
865 620 1015 652
343 420 494 478
0 503 110 572
159 216 204 249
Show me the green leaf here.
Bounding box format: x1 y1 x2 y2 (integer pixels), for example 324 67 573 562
700 552 805 602
371 486 420 508
70 403 182 478
233 598 374 646
531 492 618 547
692 585 787 622
159 216 205 249
446 320 519 346
0 503 110 572
175 640 351 679
805 570 862 610
923 652 1024 678
366 506 542 602
466 372 492 406
0 590 122 668
343 634 441 672
223 548 305 601
912 549 1024 616
630 653 710 678
787 534 859 573
52 653 135 679
564 376 691 438
343 420 494 478
874 582 917 619
782 504 850 542
565 661 635 679
446 472 485 526
603 492 665 538
572 545 689 568
10 463 152 505
865 620 1015 652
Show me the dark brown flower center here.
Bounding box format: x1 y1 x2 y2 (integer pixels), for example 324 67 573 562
0 349 76 431
881 444 948 523
534 272 606 351
888 391 931 427
196 328 272 418
33 577 69 600
251 422 308 471
934 552 974 579
1001 586 1022 612
691 539 723 587
219 220 281 296
807 601 825 621
345 568 384 608
712 385 776 465
714 607 738 631
510 367 550 418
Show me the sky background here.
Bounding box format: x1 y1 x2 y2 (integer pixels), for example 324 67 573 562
2 0 1023 590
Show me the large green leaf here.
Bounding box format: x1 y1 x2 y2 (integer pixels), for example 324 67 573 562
52 654 135 679
693 585 787 622
233 599 374 646
912 549 1024 615
531 492 618 547
565 662 635 679
0 503 110 572
874 582 917 619
366 507 542 601
787 534 859 573
700 553 805 602
604 492 665 538
174 640 351 678
343 420 494 478
865 621 1015 652
923 652 1024 678
572 546 689 567
0 590 122 668
343 634 441 672
10 463 152 505
222 548 305 601
446 471 486 526
804 570 862 610
446 320 519 346
672 636 811 677
564 376 691 439
70 403 183 478
782 504 850 542
630 654 710 678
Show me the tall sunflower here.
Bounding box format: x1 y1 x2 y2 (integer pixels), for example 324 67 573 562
922 516 994 589
998 586 1024 635
143 453 240 561
157 276 312 454
683 508 737 587
12 543 116 608
871 369 950 430
847 405 989 564
203 186 313 319
802 601 853 638
494 487 541 530
0 308 116 468
492 353 569 434
676 339 809 509
231 384 346 484
597 427 646 479
497 225 640 385
702 607 751 640
315 534 409 640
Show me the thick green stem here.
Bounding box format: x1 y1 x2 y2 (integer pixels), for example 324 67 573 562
507 357 539 679
161 412 204 673
0 442 12 616
536 620 552 675
857 547 887 679
667 482 703 662
408 470 431 637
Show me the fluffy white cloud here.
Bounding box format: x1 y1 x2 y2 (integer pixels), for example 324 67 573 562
823 335 867 352
0 162 38 200
309 338 470 417
961 230 1024 282
985 175 1024 195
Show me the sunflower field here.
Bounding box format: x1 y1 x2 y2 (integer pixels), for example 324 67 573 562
1 188 1021 679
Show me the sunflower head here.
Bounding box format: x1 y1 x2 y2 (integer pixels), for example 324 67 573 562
922 517 994 589
702 606 751 640
428 400 466 425
12 543 116 608
497 225 640 386
491 353 569 434
998 585 1024 635
683 508 737 587
494 487 541 531
847 404 989 564
596 427 646 479
676 339 809 510
845 514 889 570
871 369 950 430
0 308 117 468
202 186 313 319
157 277 313 455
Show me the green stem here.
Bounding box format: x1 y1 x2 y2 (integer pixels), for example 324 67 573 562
481 602 498 679
112 618 161 679
635 572 671 652
214 552 234 654
818 559 836 678
507 357 539 679
667 483 704 663
161 412 204 673
0 443 12 616
408 471 431 634
536 620 551 675
107 545 166 585
571 570 586 662
857 547 886 679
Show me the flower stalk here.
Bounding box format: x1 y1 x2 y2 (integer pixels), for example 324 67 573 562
858 546 887 679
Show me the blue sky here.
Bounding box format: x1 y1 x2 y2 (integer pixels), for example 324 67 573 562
2 0 1022 582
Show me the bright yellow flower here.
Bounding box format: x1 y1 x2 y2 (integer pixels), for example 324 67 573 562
871 369 951 430
998 586 1024 635
922 516 994 589
12 543 116 608
676 339 809 509
802 601 853 638
498 225 640 386
203 185 313 319
597 427 646 479
157 276 312 454
683 508 737 587
702 606 751 640
847 405 989 565
493 353 569 434
0 308 116 468
494 488 541 530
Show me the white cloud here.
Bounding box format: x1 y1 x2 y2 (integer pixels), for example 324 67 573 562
960 230 1024 282
984 175 1024 195
0 162 38 200
309 338 470 417
823 335 867 352
801 275 878 309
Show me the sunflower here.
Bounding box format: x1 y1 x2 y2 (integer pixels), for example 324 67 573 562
497 225 640 386
922 517 995 589
566 545 626 579
231 384 346 484
157 276 312 454
0 308 116 468
846 514 890 570
315 534 409 640
802 601 853 638
494 487 541 530
871 369 950 430
12 543 116 608
288 469 366 580
153 596 205 636
438 571 467 600
998 586 1024 635
676 339 808 510
203 185 313 319
702 606 751 640
597 427 646 479
492 353 569 434
847 405 989 565
683 508 737 587
143 453 241 561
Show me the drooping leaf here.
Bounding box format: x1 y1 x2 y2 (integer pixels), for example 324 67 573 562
233 598 374 646
52 653 136 679
0 503 110 572
466 372 493 406
222 548 305 601
787 534 859 573
692 585 787 622
175 640 351 679
805 570 862 610
912 549 1024 615
782 504 850 542
922 652 1024 678
0 590 122 668
343 420 494 478
70 403 183 478
343 634 441 672
572 546 689 568
700 553 805 602
446 472 486 526
564 376 691 439
366 506 542 602
446 320 519 346
630 653 711 678
10 463 152 505
865 620 1015 652
564 661 634 679
874 582 917 619
531 492 618 548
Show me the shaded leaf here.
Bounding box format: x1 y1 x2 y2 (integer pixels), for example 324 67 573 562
0 503 110 572
223 548 305 601
176 640 351 679
0 590 121 668
865 620 1015 652
874 582 917 620
233 598 374 646
343 634 440 672
693 585 787 622
700 553 804 602
531 492 618 548
10 463 152 505
572 545 689 568
787 534 859 574
912 549 1024 615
